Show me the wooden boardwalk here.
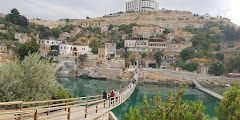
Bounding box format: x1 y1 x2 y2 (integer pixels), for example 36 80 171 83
0 70 139 120
192 79 224 100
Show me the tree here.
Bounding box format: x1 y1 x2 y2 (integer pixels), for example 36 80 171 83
183 61 199 72
125 85 210 120
18 39 40 59
86 16 90 19
208 62 226 76
0 53 72 102
123 47 131 58
130 56 136 65
6 8 29 27
78 53 88 63
154 51 163 67
89 40 99 54
216 82 240 120
108 24 114 31
180 47 195 60
216 53 224 61
225 55 240 73
66 18 70 22
215 45 221 51
163 28 170 34
141 52 147 58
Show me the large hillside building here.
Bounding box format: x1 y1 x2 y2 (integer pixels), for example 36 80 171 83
126 0 159 12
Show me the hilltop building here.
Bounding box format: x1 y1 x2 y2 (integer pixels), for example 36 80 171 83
126 0 159 12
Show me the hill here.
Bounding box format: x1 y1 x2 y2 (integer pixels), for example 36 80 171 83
29 9 238 29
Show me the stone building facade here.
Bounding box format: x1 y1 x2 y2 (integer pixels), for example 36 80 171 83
125 37 167 52
59 44 91 56
132 26 164 38
39 39 63 56
98 43 117 61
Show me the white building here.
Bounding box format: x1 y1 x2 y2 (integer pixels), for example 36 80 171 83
39 39 63 56
203 13 211 19
59 44 91 56
126 0 159 12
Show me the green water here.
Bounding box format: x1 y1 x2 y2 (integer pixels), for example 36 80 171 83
57 77 225 120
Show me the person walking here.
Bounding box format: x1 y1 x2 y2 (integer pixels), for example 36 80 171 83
103 90 107 100
110 90 115 104
115 90 119 103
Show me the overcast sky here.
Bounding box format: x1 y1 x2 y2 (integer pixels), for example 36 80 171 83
0 0 239 25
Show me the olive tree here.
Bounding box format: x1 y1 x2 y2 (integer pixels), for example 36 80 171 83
0 53 69 102
216 82 240 120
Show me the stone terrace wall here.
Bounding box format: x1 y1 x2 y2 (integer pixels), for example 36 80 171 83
140 68 235 85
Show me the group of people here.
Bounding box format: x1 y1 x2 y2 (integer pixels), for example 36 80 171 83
102 89 120 101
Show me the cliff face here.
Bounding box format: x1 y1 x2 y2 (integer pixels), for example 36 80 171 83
56 61 78 75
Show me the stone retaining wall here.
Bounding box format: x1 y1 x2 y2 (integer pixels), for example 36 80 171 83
140 68 235 86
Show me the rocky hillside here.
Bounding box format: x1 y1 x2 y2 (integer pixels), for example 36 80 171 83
29 9 237 29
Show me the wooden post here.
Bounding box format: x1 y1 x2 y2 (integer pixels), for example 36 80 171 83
34 110 38 120
67 107 71 120
96 102 98 113
19 103 23 120
104 100 106 108
65 99 68 111
109 97 111 108
85 97 88 118
113 97 115 107
78 98 80 104
47 101 50 115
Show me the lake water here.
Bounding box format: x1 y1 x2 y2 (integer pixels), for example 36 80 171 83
57 77 226 119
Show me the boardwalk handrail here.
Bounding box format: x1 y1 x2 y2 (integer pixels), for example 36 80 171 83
0 69 139 120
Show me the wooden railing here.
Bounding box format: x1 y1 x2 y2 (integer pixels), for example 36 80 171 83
0 84 137 120
0 69 139 120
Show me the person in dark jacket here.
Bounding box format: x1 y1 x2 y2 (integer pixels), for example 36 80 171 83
103 90 107 100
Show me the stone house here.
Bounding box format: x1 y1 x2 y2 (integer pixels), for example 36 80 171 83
160 56 178 69
125 37 167 52
197 66 209 74
125 37 148 52
39 39 63 57
59 44 91 56
98 43 117 61
132 26 164 38
148 38 167 52
15 33 31 43
166 42 192 52
174 29 193 41
221 49 240 59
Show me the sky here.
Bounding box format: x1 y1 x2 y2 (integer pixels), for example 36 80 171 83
0 0 239 25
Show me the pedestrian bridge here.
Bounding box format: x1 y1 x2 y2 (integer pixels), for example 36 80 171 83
0 70 139 120
192 79 224 100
